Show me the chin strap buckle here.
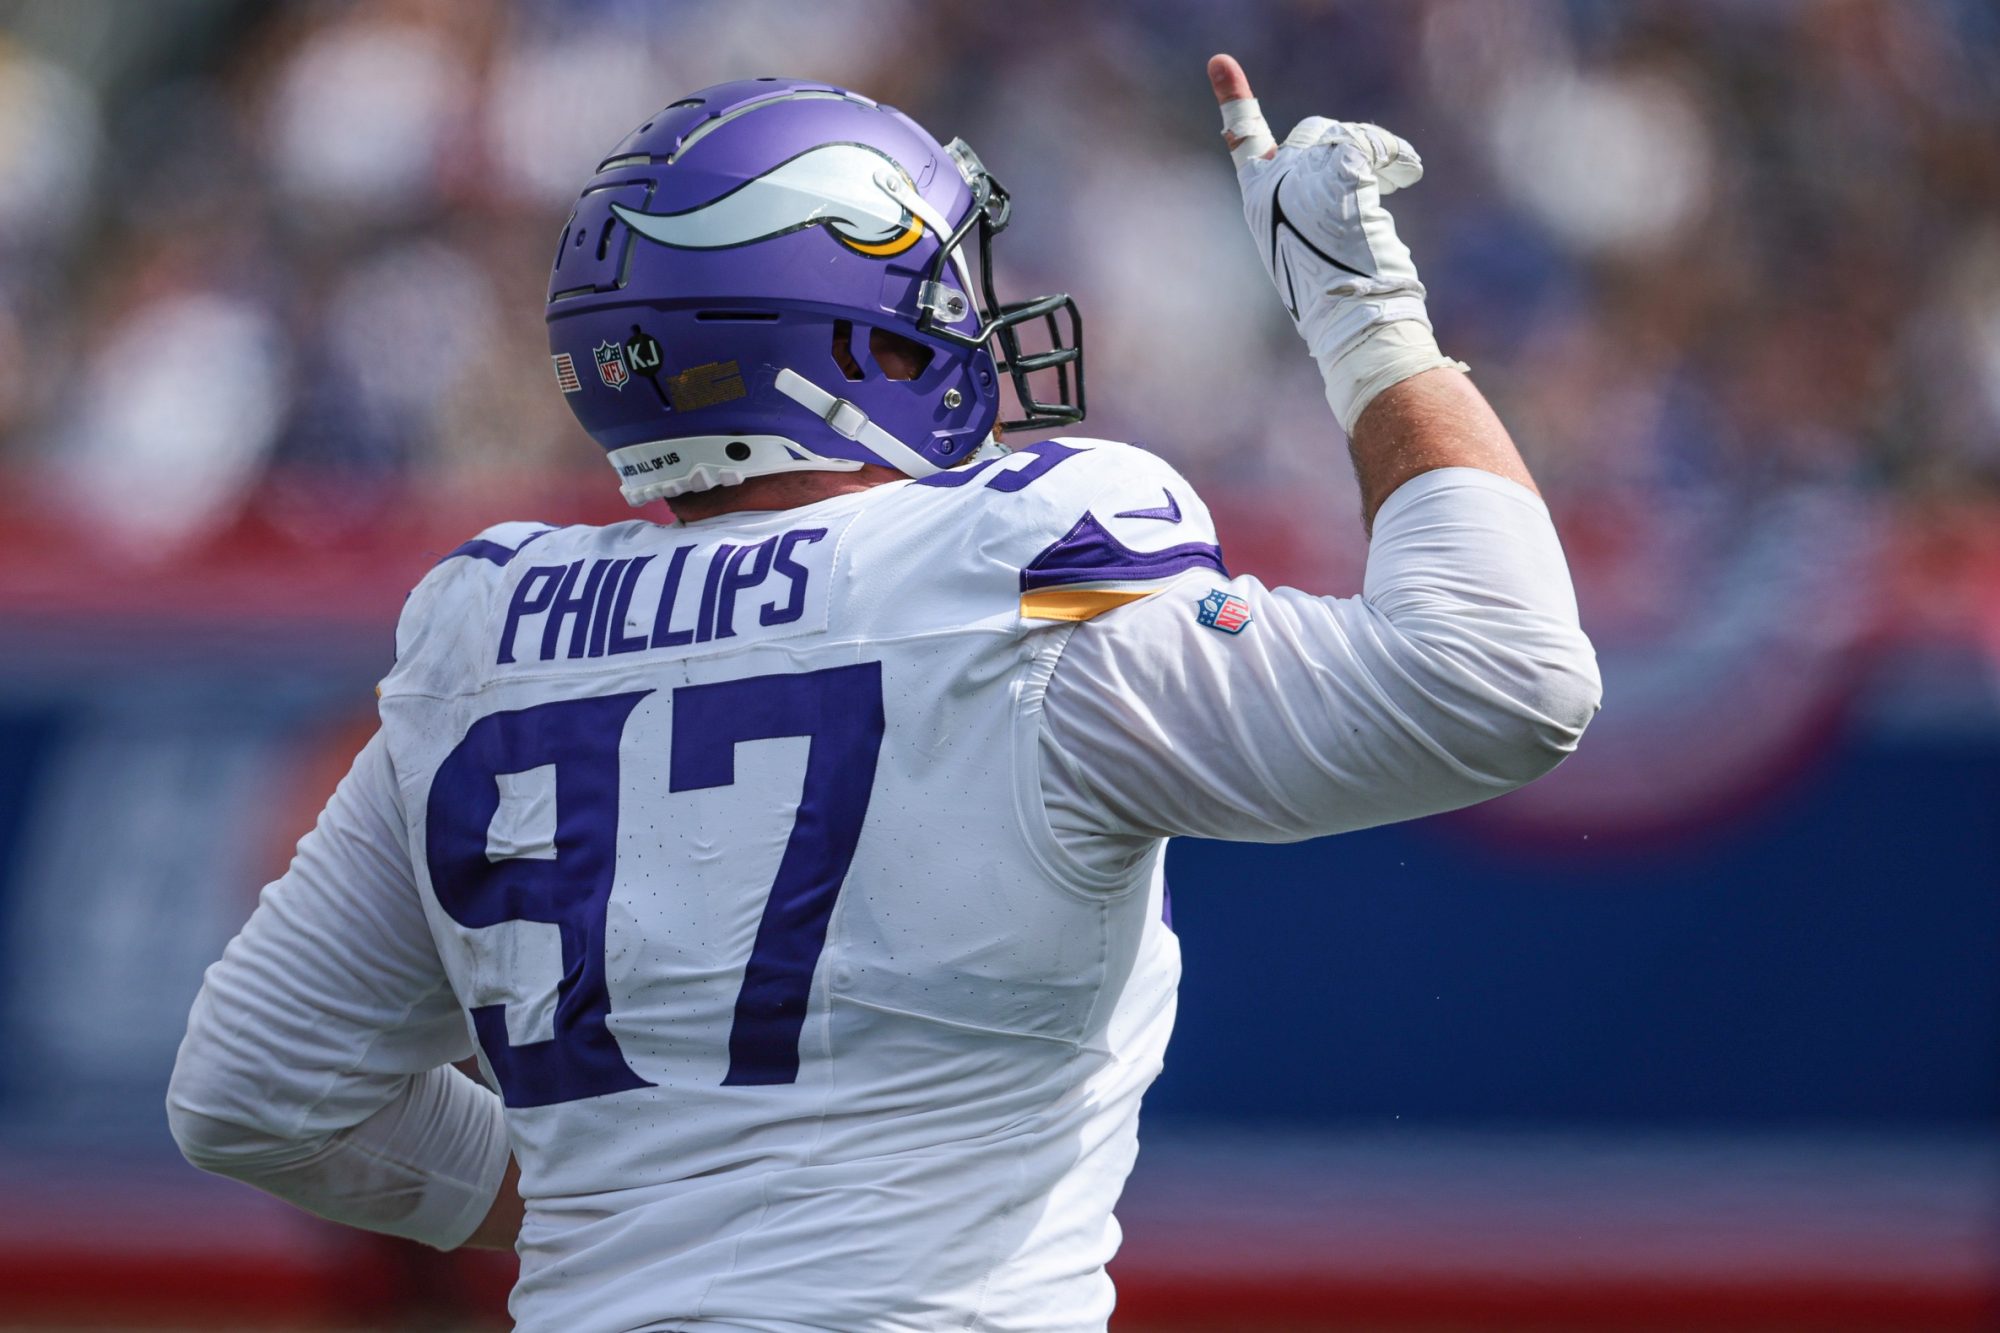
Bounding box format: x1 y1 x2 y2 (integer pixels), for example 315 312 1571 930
771 368 940 479
820 396 870 441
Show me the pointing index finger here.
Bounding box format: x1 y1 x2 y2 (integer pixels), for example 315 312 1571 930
1208 53 1275 163
1208 53 1254 107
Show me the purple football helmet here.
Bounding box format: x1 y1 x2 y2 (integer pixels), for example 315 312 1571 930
546 78 1084 504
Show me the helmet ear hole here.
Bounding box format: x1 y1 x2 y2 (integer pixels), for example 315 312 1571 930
830 319 864 381
869 327 934 381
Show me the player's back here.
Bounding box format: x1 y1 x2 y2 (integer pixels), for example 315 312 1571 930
376 439 1210 1332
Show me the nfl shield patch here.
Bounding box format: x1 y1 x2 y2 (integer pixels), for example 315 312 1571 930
594 341 630 390
1196 587 1252 634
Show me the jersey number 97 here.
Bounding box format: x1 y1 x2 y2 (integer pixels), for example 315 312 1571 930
424 662 886 1108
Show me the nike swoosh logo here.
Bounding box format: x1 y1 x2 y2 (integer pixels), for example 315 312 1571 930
1115 488 1183 524
1269 170 1374 320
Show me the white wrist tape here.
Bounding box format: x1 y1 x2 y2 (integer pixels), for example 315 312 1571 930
1220 98 1275 166
1319 320 1469 435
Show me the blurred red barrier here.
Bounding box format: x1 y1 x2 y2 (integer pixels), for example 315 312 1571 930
1 471 1994 655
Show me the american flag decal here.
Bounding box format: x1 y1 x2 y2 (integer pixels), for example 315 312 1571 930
552 353 582 394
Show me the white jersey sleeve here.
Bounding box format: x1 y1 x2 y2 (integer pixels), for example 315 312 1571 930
1039 466 1600 853
166 726 512 1249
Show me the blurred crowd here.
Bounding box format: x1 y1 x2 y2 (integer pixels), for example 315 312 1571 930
0 0 1996 555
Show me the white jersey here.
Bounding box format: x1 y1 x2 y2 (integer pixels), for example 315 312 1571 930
170 440 1600 1333
380 439 1199 1330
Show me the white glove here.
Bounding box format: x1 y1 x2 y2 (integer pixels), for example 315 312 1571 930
1221 98 1466 433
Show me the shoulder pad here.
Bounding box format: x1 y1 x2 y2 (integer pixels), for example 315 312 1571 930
953 438 1228 622
385 521 563 692
433 521 558 569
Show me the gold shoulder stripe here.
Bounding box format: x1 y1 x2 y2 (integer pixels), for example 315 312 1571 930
1019 587 1156 622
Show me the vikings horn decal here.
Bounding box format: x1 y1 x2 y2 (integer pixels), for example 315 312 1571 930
611 143 924 258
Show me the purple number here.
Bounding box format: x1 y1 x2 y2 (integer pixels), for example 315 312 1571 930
426 692 656 1108
425 665 886 1105
670 662 886 1085
984 440 1083 492
916 439 1082 490
912 455 1002 489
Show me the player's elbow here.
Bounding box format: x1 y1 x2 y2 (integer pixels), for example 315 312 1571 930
166 1095 242 1176
1458 627 1602 789
167 1048 251 1176
167 1015 317 1178
1387 613 1601 795
168 1075 327 1180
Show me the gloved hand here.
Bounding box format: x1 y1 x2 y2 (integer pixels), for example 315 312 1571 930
1209 54 1465 435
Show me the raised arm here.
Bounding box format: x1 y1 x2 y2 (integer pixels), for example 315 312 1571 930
1034 57 1600 858
1209 53 1536 525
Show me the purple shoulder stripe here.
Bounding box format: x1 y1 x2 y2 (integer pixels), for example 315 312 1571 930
1020 512 1226 593
441 528 554 567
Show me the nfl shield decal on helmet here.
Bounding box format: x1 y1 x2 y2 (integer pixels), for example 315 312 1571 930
594 341 630 390
1196 588 1252 634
